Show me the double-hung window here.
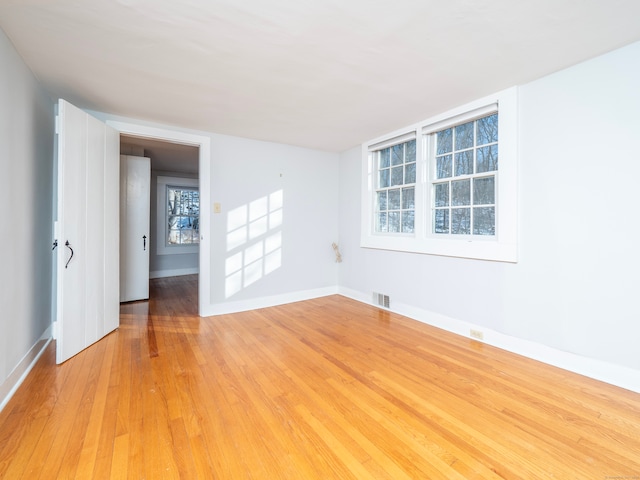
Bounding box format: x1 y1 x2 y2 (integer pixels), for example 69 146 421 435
429 112 498 236
157 176 199 256
361 87 517 262
167 186 200 245
374 138 417 233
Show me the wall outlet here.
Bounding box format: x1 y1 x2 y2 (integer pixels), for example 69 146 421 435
470 329 484 341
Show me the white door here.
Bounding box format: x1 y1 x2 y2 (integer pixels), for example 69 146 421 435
56 99 119 364
119 155 150 302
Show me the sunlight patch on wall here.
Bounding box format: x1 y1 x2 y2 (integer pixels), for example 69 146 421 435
225 190 283 298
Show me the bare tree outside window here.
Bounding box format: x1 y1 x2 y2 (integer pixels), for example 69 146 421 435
375 139 416 234
167 187 200 245
432 113 498 236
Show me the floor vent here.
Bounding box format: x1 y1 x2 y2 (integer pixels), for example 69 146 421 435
373 292 390 309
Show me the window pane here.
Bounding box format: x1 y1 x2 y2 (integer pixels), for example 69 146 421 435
455 150 473 176
376 212 388 232
180 229 197 244
178 216 194 229
391 166 404 186
474 176 495 205
437 128 452 154
452 208 471 234
436 154 452 179
455 121 474 150
388 189 401 209
181 193 190 214
473 207 495 235
191 192 200 216
379 148 391 168
392 144 404 165
434 209 449 233
452 179 470 206
405 163 416 184
477 145 498 173
167 190 175 215
377 191 387 211
406 139 416 162
388 211 400 232
434 183 449 207
379 169 390 188
477 114 498 145
174 190 183 213
168 228 180 244
402 187 415 209
402 210 415 233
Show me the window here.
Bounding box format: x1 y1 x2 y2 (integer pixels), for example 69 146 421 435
157 176 199 256
374 139 416 233
361 87 517 262
430 113 498 236
167 186 200 245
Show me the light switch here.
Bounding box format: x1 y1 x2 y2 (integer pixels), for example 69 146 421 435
213 202 221 214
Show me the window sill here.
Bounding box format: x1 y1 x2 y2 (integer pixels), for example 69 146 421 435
360 233 517 262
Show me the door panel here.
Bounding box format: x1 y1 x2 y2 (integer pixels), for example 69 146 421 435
120 155 151 302
56 99 119 364
104 127 120 333
85 114 105 345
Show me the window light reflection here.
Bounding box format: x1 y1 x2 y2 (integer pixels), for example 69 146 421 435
225 189 283 298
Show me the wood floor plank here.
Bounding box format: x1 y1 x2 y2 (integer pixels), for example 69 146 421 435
1 274 640 479
235 311 463 479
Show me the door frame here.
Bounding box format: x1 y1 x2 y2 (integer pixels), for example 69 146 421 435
107 120 211 316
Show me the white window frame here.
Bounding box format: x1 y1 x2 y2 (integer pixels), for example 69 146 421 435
157 175 199 256
371 135 418 234
360 87 518 262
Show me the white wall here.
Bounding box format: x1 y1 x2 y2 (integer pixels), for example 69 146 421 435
208 133 340 309
339 41 640 392
0 28 54 408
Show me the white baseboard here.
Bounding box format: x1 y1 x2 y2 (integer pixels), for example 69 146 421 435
149 267 199 279
338 286 640 394
0 326 52 413
201 286 339 317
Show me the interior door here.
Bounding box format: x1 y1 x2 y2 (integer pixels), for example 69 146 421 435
56 99 119 364
119 155 150 302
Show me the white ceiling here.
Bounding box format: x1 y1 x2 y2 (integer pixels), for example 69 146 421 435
2 0 640 153
121 135 199 174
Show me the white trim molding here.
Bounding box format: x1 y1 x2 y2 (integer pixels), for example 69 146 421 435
150 267 200 279
202 286 339 317
0 327 52 413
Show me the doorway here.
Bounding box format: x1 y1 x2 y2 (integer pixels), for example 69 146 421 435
120 135 200 301
107 120 211 316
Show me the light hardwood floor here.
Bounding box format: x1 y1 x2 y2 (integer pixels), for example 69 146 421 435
1 275 639 479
